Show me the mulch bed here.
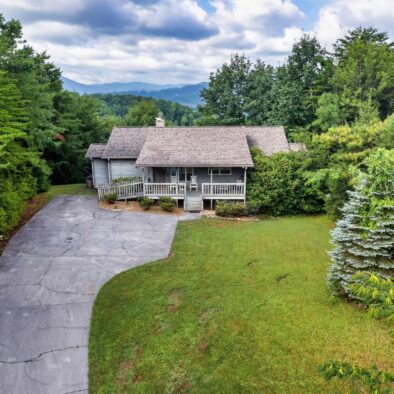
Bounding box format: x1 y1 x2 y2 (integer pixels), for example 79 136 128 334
99 200 184 216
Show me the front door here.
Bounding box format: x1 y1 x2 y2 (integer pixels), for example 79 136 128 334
154 168 166 182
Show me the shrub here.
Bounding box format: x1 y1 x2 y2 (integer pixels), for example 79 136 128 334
158 196 175 205
138 197 154 210
216 201 246 217
160 202 176 212
112 176 142 184
349 272 394 323
247 148 324 216
104 193 118 204
319 360 394 393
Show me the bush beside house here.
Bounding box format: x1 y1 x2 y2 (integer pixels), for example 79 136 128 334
246 148 323 216
216 201 246 217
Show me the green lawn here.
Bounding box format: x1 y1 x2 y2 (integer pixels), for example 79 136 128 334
89 216 393 393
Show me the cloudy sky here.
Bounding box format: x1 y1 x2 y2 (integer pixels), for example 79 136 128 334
1 0 393 85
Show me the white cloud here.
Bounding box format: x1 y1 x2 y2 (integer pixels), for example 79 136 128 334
314 0 394 48
24 21 90 44
8 0 391 84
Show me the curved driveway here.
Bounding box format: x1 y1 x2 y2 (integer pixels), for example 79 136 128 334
0 196 179 393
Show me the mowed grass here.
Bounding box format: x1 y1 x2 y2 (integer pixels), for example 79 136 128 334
89 216 394 393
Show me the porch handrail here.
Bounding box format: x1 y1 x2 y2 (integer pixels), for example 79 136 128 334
97 180 143 200
144 182 186 197
202 183 245 197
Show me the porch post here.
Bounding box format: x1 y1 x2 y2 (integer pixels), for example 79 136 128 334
107 159 111 183
210 168 213 210
142 167 145 196
243 167 247 205
210 169 213 195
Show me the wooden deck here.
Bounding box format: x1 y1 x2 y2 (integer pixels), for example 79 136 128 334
97 181 245 201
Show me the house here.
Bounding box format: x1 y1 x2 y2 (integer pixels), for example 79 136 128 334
86 114 299 211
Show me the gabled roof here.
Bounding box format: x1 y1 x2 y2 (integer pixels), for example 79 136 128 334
245 126 289 155
136 127 254 167
85 143 106 158
102 127 149 159
85 125 292 166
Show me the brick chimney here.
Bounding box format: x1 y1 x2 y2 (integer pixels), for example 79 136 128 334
155 112 165 127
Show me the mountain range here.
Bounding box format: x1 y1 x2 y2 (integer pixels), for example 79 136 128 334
61 77 208 107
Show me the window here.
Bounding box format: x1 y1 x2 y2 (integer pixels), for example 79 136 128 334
178 167 194 182
208 167 232 176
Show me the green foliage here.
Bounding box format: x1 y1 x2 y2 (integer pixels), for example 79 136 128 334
158 196 175 205
310 116 394 217
0 68 49 234
199 54 253 125
103 193 117 204
247 148 324 215
215 201 246 217
95 94 197 125
112 176 142 184
199 36 331 132
327 149 394 295
46 91 111 184
160 201 176 212
319 360 394 393
312 93 343 132
349 272 394 322
332 27 394 122
138 197 154 210
123 99 158 126
216 201 246 217
157 196 176 211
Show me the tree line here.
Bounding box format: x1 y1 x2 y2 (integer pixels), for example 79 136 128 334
199 27 393 134
0 14 196 234
198 27 393 218
0 11 393 235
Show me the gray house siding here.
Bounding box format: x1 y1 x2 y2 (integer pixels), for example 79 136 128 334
92 159 109 187
110 160 142 180
152 167 245 185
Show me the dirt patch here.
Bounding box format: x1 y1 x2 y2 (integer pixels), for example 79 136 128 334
167 290 182 313
99 200 183 216
115 361 134 391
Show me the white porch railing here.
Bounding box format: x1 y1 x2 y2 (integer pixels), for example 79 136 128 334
144 183 186 197
97 182 244 201
202 183 245 198
97 181 144 200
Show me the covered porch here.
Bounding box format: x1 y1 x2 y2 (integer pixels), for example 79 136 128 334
141 166 247 201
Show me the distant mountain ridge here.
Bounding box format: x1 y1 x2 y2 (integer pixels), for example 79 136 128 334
61 77 207 107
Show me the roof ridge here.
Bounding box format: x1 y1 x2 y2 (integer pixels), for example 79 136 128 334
112 125 283 129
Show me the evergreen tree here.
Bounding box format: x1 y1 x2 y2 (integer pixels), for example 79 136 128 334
0 70 49 233
327 149 394 295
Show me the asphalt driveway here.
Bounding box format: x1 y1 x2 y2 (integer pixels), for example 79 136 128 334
0 196 179 394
